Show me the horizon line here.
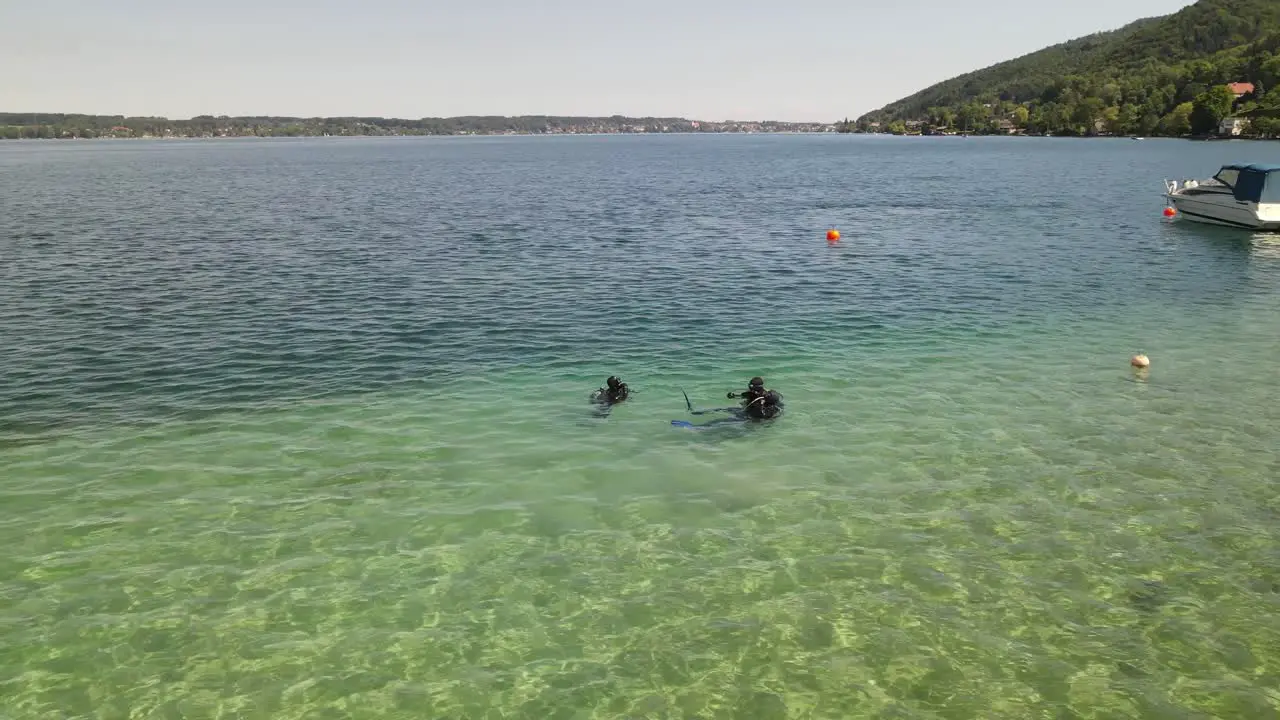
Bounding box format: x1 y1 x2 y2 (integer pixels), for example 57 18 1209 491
1 111 843 123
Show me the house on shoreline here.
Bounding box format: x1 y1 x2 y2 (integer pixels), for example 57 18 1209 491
1228 82 1256 100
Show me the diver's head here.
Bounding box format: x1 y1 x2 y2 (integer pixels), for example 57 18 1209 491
749 376 765 390
607 376 622 390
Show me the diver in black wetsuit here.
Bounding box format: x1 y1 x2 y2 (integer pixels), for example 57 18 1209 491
591 376 631 406
727 376 783 420
679 376 784 426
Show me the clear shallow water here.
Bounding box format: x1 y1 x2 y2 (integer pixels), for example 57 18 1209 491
2 135 1280 718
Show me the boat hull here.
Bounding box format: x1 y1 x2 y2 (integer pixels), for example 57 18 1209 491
1166 193 1280 231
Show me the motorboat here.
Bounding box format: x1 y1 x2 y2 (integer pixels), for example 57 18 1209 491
1164 163 1280 230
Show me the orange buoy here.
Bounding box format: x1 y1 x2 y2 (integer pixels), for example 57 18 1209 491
1163 206 1176 218
826 229 840 243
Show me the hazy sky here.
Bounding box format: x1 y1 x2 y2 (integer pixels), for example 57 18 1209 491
3 0 1196 121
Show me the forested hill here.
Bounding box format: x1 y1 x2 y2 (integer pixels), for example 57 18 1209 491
854 0 1280 137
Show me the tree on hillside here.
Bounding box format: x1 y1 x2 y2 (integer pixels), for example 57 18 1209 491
1259 54 1280 87
1179 82 1209 103
1252 115 1280 136
1190 84 1237 133
926 106 956 129
1073 97 1107 133
955 102 989 132
1101 106 1124 134
1161 102 1195 135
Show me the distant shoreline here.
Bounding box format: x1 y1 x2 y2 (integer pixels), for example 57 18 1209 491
5 132 1263 143
0 130 842 142
0 114 840 140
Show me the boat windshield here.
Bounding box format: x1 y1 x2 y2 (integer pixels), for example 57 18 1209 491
1214 167 1241 188
1262 174 1280 204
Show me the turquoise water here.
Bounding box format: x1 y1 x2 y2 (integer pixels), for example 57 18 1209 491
3 135 1280 718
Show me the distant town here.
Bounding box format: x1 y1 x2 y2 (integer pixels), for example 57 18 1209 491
0 114 840 140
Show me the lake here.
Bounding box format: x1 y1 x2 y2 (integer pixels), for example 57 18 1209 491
2 134 1280 718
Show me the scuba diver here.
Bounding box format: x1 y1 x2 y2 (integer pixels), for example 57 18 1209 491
727 376 784 420
674 376 784 429
590 376 631 406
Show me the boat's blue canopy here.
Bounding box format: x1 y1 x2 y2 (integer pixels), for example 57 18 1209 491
1219 163 1280 173
1215 164 1280 203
